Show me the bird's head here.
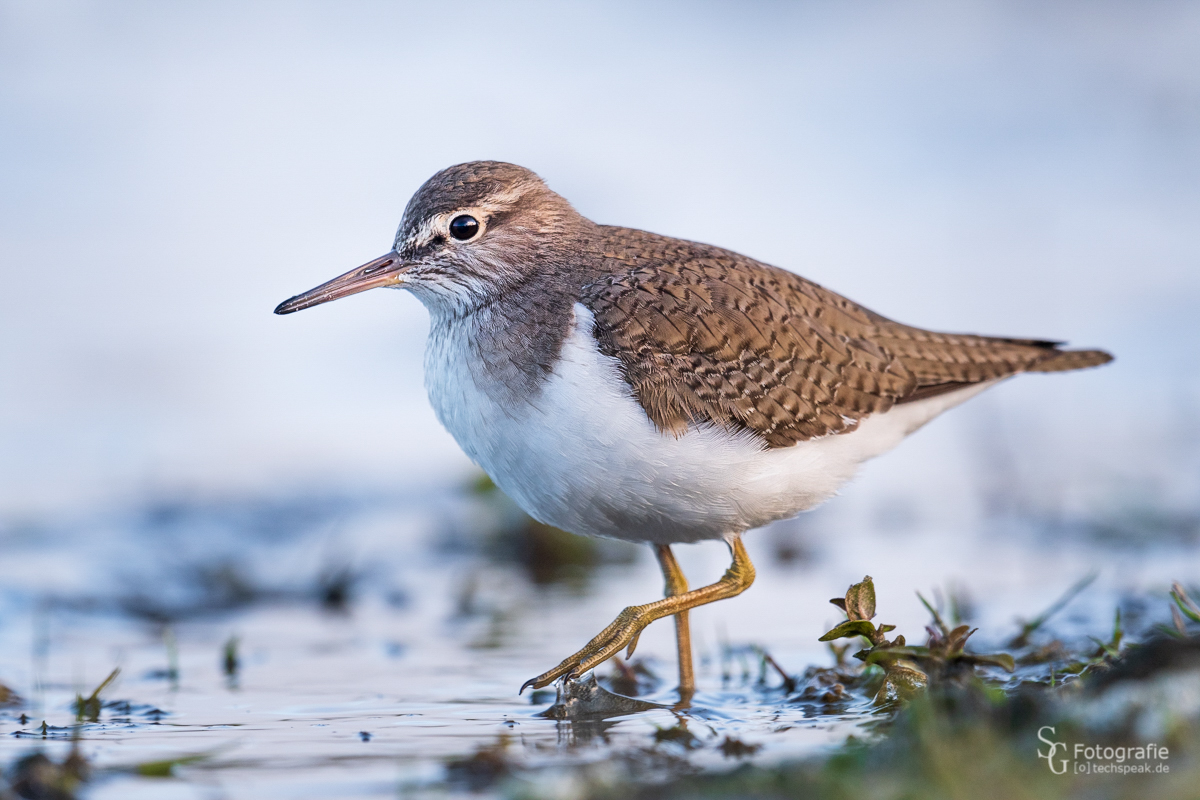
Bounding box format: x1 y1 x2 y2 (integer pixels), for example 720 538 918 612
274 161 583 317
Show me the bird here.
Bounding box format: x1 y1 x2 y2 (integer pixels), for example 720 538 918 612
274 161 1112 698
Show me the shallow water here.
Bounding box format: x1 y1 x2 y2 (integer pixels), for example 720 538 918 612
0 483 1193 798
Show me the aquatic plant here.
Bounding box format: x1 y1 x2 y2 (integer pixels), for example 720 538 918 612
818 576 1014 703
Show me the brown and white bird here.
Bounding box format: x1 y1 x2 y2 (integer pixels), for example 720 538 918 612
275 161 1112 697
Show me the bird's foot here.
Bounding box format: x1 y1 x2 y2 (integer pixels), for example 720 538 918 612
520 604 656 693
519 537 756 695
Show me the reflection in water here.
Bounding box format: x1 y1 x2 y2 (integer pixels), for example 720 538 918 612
541 674 665 721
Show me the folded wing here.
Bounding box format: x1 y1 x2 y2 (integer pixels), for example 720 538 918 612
581 227 1112 449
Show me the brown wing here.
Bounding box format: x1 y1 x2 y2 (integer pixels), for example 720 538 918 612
581 226 1112 448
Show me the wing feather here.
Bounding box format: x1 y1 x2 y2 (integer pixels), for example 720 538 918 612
580 226 1111 448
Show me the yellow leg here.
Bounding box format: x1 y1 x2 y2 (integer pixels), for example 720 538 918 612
521 537 755 693
654 544 695 699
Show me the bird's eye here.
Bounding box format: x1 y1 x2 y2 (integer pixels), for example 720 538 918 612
449 215 480 241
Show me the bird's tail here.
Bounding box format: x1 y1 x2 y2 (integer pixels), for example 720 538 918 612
1027 348 1114 372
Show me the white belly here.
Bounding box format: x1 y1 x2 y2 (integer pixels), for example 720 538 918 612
425 303 996 544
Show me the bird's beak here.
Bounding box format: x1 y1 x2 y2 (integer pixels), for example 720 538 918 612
274 252 408 315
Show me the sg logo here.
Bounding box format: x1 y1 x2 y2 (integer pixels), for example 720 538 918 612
1038 726 1069 774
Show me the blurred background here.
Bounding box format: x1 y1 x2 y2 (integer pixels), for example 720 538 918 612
3 0 1196 521
0 2 1198 795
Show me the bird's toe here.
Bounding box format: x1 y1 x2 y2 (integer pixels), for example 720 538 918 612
520 605 654 694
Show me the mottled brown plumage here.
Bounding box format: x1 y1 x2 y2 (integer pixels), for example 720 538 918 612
581 226 1111 448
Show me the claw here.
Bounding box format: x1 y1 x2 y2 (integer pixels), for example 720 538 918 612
625 630 643 659
522 614 648 694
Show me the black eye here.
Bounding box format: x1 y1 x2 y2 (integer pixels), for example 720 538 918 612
449 215 480 241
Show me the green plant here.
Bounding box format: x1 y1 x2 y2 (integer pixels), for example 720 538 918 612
818 576 1014 703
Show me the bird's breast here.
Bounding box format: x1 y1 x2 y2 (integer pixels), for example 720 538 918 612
423 305 867 543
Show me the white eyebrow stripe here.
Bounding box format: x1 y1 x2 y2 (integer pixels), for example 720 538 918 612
395 180 536 251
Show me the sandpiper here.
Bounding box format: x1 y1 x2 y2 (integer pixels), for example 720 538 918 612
275 161 1112 697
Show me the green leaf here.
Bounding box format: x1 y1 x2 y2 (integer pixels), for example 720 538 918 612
1171 582 1200 623
863 646 932 665
1088 636 1120 660
845 576 876 621
1157 622 1187 640
961 652 1016 672
917 591 949 637
818 619 877 642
